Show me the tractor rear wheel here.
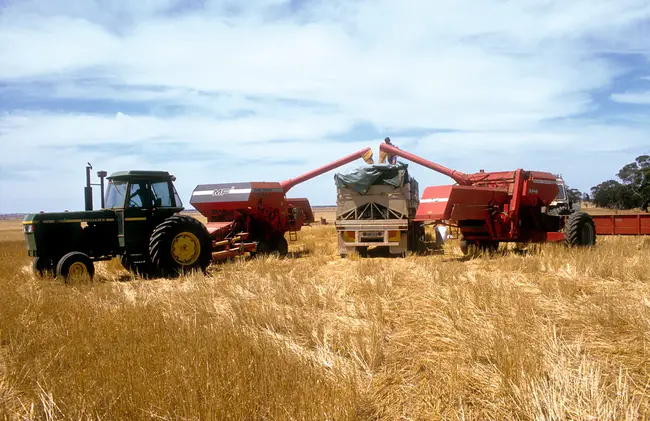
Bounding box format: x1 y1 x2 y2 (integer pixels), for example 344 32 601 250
149 215 212 278
564 211 596 247
56 251 95 282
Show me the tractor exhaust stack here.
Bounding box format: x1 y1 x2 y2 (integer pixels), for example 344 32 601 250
97 170 107 209
85 163 93 211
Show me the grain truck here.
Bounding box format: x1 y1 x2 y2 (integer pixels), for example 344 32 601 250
334 162 424 257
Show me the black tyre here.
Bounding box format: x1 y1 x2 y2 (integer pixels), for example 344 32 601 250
459 234 472 255
356 246 368 258
119 254 154 279
149 215 212 277
274 236 289 256
56 251 95 281
564 211 596 247
253 239 274 257
32 257 54 277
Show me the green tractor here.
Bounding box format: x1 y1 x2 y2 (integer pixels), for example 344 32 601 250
23 164 212 281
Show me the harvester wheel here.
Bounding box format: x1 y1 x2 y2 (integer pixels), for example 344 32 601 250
149 215 212 277
56 251 95 282
459 234 472 255
274 236 289 256
564 211 596 247
253 239 273 256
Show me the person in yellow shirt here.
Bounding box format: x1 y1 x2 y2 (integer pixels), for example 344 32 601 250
380 137 398 165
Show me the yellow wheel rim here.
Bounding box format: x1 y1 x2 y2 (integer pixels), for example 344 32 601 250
69 261 88 278
171 232 201 265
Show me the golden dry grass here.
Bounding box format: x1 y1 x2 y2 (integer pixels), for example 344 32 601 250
1 213 650 420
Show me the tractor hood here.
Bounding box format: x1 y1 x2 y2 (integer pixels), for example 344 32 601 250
24 209 117 224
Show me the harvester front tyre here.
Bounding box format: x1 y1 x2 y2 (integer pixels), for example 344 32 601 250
56 252 95 282
564 211 596 247
149 215 212 278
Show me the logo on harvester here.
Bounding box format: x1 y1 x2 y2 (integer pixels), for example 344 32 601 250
528 188 538 194
212 187 233 196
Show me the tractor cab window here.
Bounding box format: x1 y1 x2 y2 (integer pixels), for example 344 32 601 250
127 181 152 208
172 185 183 208
151 181 174 207
105 180 127 208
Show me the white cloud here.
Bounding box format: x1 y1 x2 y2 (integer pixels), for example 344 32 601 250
1 0 650 212
610 91 650 104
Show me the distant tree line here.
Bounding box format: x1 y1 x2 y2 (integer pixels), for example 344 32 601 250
567 154 649 211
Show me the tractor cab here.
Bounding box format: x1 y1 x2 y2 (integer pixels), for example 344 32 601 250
102 171 185 273
104 170 183 211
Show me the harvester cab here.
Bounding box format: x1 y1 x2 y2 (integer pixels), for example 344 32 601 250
548 175 580 215
24 166 213 281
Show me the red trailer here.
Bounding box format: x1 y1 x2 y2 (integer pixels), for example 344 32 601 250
190 147 375 260
379 143 597 254
591 213 650 235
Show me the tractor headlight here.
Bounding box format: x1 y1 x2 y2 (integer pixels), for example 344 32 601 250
24 224 35 233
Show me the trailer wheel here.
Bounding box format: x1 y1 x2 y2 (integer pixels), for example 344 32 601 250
149 215 212 277
564 211 596 247
56 251 95 282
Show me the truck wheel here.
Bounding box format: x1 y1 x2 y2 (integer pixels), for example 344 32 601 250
564 211 596 247
356 246 368 257
56 252 95 281
149 215 212 277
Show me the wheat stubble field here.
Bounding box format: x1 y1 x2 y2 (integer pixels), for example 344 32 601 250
1 211 650 421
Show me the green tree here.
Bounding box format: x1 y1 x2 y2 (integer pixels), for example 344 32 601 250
590 154 650 210
566 187 582 204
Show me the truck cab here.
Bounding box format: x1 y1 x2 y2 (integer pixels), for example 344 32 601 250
24 169 212 281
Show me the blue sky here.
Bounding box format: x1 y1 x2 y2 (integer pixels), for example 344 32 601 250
1 0 649 213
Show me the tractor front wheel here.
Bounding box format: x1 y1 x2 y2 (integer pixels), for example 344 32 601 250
56 251 95 282
149 215 213 278
564 211 596 247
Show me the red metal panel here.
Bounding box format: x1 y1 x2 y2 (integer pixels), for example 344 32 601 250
416 185 454 220
522 172 559 206
592 214 650 235
449 186 509 221
415 185 509 222
205 221 234 237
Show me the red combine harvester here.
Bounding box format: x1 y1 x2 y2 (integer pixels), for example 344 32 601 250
379 143 597 253
190 147 375 260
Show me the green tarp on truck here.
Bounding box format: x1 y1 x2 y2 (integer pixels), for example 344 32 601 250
334 163 411 195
